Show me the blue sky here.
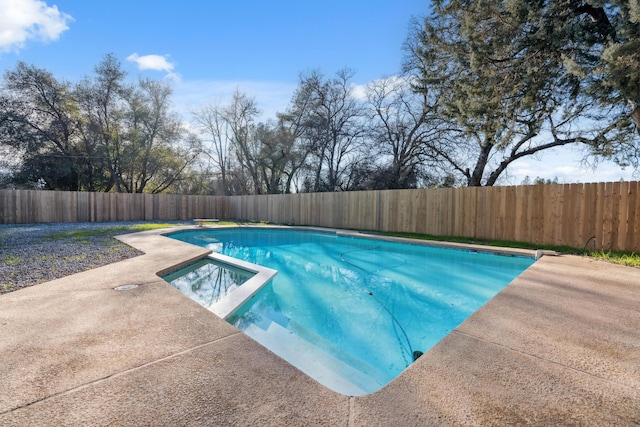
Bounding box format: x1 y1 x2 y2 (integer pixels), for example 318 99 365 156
0 0 636 184
0 1 424 83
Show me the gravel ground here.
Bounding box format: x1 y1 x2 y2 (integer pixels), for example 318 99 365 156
0 221 184 295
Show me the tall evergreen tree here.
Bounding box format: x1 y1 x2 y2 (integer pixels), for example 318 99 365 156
406 0 640 186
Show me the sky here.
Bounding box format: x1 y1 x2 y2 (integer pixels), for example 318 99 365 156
0 0 636 185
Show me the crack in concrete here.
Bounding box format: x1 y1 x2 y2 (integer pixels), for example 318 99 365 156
451 329 640 392
0 331 242 416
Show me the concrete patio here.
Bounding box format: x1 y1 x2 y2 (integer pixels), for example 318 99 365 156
1 226 639 426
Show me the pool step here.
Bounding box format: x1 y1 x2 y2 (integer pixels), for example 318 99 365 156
285 318 393 384
243 321 388 396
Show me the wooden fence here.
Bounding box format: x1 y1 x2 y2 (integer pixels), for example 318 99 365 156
1 182 639 251
0 190 229 224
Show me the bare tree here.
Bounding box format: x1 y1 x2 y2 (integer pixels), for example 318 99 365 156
191 103 233 195
289 69 367 192
254 119 309 194
224 90 262 194
365 75 442 188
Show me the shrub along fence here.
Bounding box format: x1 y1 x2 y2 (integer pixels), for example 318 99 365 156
1 181 639 252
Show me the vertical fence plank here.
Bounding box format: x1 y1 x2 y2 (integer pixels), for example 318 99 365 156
443 188 454 236
378 190 390 232
476 187 491 240
626 182 639 252
486 186 496 240
462 187 476 239
77 192 89 223
581 183 596 250
552 184 564 246
0 190 12 223
593 183 603 250
633 182 640 252
600 182 613 250
541 185 554 245
530 185 543 245
451 187 461 237
395 190 407 233
493 186 503 240
610 181 622 250
616 182 629 251
502 185 516 242
571 184 584 248
523 186 535 244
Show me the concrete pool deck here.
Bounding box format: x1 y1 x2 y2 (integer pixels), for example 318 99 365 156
1 226 639 426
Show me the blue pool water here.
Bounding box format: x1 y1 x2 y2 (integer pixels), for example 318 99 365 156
167 228 534 395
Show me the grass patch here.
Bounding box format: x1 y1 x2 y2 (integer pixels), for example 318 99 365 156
586 250 640 268
63 254 88 262
2 255 24 265
44 223 187 240
28 255 54 262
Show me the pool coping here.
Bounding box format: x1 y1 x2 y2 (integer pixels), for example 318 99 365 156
1 224 639 425
197 253 278 320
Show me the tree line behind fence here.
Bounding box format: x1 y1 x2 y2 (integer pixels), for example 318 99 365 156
1 182 639 252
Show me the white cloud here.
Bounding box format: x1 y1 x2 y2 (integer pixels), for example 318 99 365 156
0 0 72 53
351 84 368 101
126 53 181 82
126 53 174 71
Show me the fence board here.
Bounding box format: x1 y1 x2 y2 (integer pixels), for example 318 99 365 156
617 182 629 251
502 185 515 241
465 187 478 239
610 182 622 250
594 183 605 249
600 183 613 249
581 183 596 250
627 182 639 251
571 184 584 248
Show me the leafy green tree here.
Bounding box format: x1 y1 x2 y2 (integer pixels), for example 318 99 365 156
118 78 199 193
0 62 87 190
559 1 640 136
406 0 640 186
0 54 200 193
74 53 129 191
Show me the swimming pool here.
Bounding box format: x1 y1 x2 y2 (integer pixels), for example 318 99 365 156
166 228 535 396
